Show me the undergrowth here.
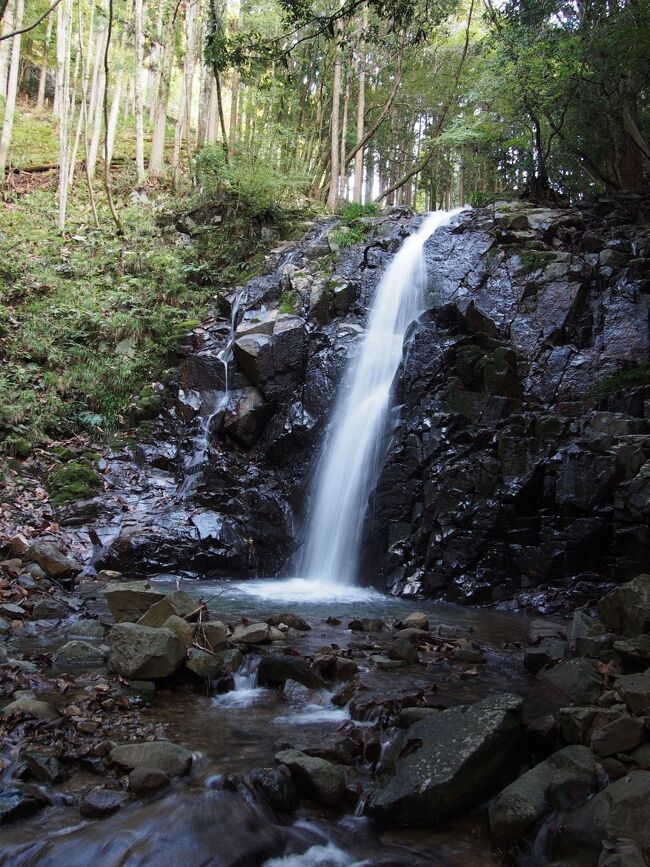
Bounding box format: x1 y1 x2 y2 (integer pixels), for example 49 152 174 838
0 144 312 454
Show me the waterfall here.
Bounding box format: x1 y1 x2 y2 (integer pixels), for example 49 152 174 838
300 209 465 587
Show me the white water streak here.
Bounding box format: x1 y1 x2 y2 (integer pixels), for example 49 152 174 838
301 210 465 587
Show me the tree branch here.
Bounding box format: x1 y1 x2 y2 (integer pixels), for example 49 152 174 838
0 0 63 41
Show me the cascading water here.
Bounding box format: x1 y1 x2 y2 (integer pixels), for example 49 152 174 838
176 289 246 498
299 209 466 589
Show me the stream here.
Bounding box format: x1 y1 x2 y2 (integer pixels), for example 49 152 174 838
2 575 558 866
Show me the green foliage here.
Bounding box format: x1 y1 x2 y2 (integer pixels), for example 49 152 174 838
591 364 650 398
278 290 299 313
48 460 102 505
328 225 366 248
338 202 380 223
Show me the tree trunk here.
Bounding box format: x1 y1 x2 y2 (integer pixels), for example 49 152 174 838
149 0 179 176
326 11 343 212
172 0 198 183
105 43 124 167
0 0 14 99
56 0 72 228
206 74 217 142
352 1 367 204
338 66 349 199
227 0 242 160
36 9 52 109
87 0 108 180
197 65 210 147
134 0 146 182
67 0 94 187
0 0 22 181
147 0 164 121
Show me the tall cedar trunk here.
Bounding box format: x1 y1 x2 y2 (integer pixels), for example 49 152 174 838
149 0 178 176
134 0 146 182
87 0 108 179
206 74 217 142
147 0 164 122
326 12 343 211
227 0 241 160
197 65 209 147
352 1 367 203
364 145 373 202
36 10 53 109
67 0 94 186
56 0 73 229
338 67 349 199
76 0 99 225
105 36 125 167
0 0 22 181
172 0 198 183
0 0 14 99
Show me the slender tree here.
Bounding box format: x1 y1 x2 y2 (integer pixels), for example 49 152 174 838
0 0 22 183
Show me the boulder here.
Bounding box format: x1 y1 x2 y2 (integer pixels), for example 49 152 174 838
348 618 384 632
233 333 274 386
32 598 68 620
212 648 243 674
137 591 196 628
128 767 170 795
590 716 646 757
598 574 650 636
400 612 429 631
54 640 107 667
388 638 419 665
2 698 58 721
162 615 194 648
524 638 567 673
223 388 270 447
538 658 602 705
197 620 228 649
231 622 270 644
489 745 604 850
367 693 524 826
109 741 193 776
614 670 650 715
79 788 127 818
108 623 186 679
104 582 166 624
257 655 328 690
26 541 82 579
557 771 650 863
0 786 48 824
275 749 346 806
185 648 221 679
265 613 311 632
614 635 650 669
249 765 299 812
24 753 65 784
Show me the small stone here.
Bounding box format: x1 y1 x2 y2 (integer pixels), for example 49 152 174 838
0 786 48 824
538 658 602 705
265 613 311 632
524 638 567 673
250 765 298 812
186 648 221 679
614 670 650 715
79 788 128 818
348 618 383 632
369 655 405 671
26 541 82 579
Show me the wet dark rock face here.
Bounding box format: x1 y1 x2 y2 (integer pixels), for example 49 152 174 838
77 198 650 607
363 199 650 608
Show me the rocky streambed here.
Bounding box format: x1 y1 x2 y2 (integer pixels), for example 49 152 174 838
3 545 650 865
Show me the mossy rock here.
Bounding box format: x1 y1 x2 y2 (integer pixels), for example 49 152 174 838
517 250 557 275
48 460 102 505
592 363 650 397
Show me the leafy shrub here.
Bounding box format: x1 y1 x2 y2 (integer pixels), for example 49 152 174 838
328 225 366 248
338 202 380 223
